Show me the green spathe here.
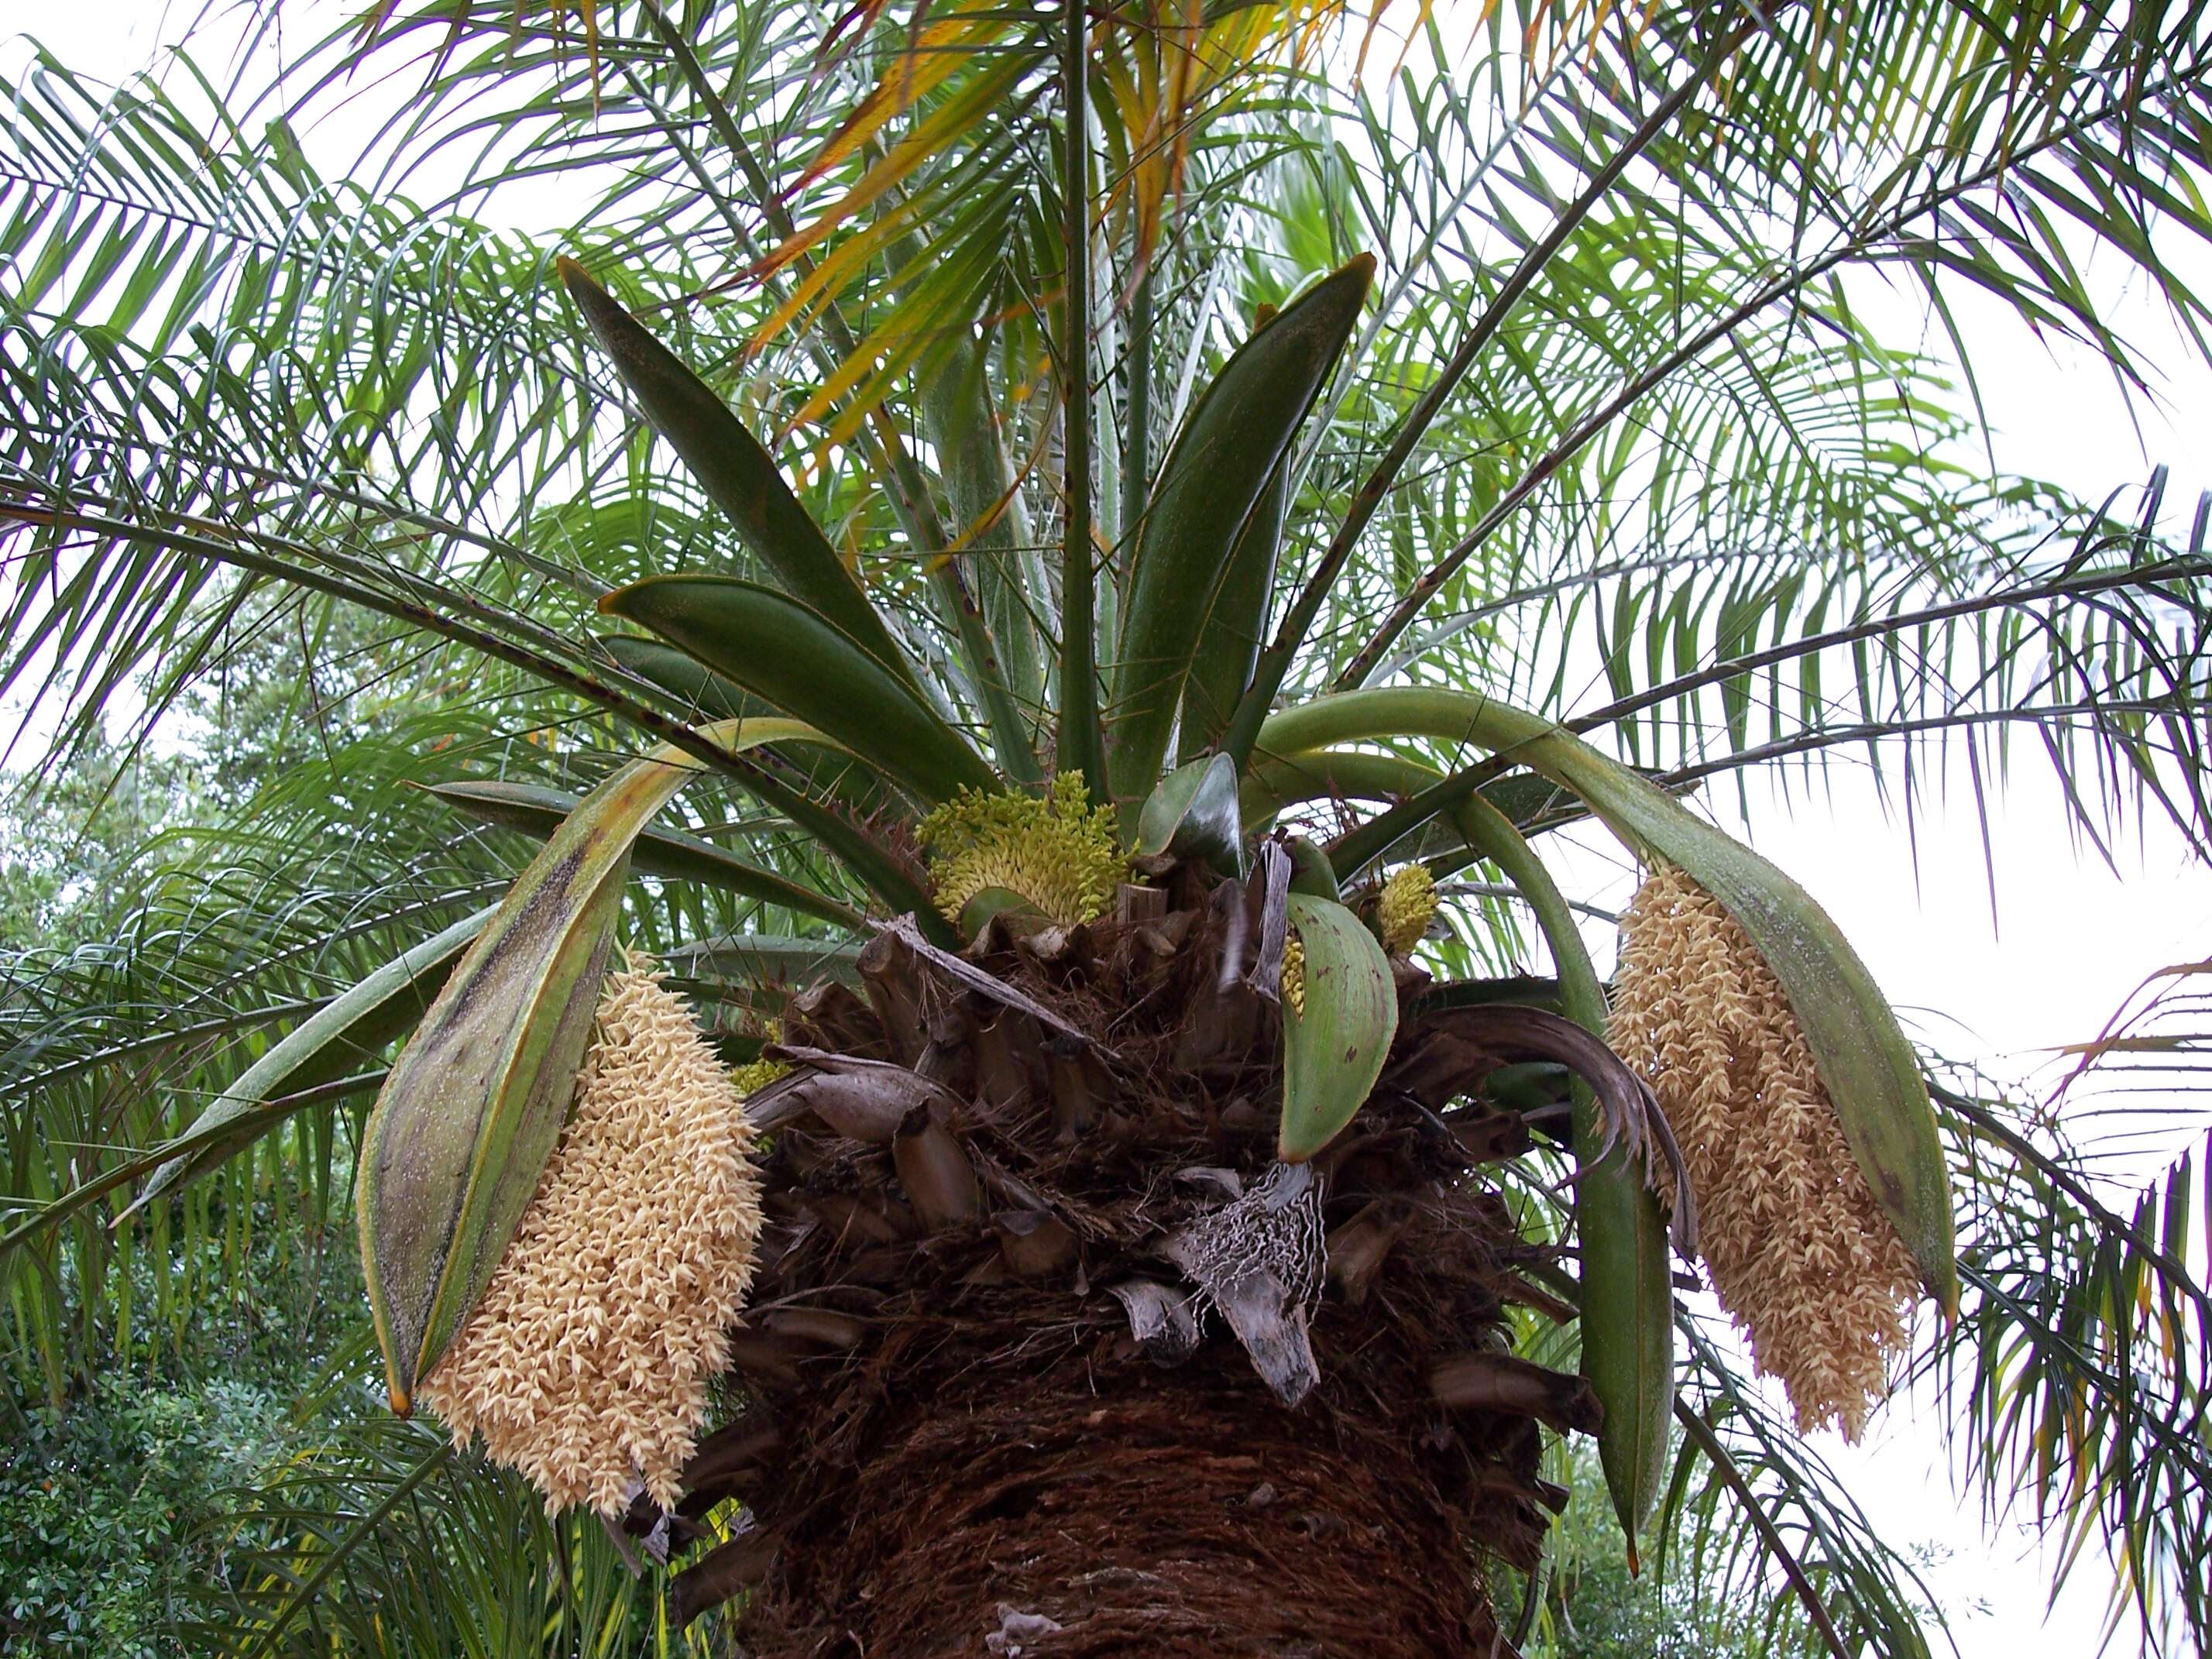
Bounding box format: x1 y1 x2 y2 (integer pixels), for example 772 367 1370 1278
1257 687 1956 1315
1276 891 1397 1163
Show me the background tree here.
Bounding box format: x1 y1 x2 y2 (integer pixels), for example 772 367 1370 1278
2 0 2208 1651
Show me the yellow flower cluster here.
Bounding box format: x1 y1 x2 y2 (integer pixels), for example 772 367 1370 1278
728 1055 792 1097
916 773 1125 927
1609 864 1917 1441
1377 864 1439 955
419 967 763 1515
1279 933 1307 1016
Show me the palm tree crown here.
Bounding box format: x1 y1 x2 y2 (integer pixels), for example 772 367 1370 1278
2 0 2209 1650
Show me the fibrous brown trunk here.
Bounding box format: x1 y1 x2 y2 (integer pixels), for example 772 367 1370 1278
739 1357 1492 1657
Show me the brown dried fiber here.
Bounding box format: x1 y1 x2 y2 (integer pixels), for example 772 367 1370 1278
1609 864 1917 1439
421 964 763 1515
737 1187 1537 1657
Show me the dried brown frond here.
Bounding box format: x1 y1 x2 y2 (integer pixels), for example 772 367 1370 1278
1610 864 1918 1439
707 892 1554 1647
421 965 763 1515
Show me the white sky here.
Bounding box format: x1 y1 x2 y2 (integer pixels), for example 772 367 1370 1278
9 2 2210 1652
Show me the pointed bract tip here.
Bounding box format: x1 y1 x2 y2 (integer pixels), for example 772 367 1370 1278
1343 251 1377 283
556 256 613 314
596 576 665 617
388 1383 412 1419
1625 1538 1643 1578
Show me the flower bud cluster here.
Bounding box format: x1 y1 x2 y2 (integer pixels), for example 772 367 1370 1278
421 967 762 1514
1613 865 1916 1440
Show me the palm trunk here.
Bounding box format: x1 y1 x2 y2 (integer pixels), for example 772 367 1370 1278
728 1355 1497 1656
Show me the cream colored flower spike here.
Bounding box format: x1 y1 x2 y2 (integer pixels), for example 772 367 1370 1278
419 964 762 1515
1611 864 1918 1441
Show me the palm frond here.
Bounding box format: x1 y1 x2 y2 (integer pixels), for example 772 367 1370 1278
1927 1007 2212 1648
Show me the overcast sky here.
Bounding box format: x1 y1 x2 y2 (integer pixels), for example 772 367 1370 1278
9 3 2210 1651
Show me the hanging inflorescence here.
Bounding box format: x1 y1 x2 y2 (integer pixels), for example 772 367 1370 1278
1609 864 1918 1440
420 965 764 1515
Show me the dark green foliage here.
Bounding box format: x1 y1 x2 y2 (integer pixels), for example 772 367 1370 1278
1521 1444 1767 1659
0 0 2208 1648
6 1376 301 1656
1 1201 357 1657
1 1205 686 1658
0 740 192 953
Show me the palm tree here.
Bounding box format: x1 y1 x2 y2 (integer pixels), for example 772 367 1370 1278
2 0 2208 1651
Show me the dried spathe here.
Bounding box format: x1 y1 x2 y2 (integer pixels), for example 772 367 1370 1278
1609 864 1918 1440
420 965 763 1515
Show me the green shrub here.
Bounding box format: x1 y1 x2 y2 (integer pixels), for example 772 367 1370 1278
3 1375 302 1656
